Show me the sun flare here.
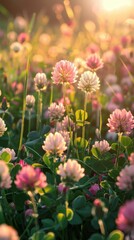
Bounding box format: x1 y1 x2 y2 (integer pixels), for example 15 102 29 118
101 0 133 11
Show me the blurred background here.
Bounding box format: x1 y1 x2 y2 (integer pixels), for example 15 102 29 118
0 0 134 26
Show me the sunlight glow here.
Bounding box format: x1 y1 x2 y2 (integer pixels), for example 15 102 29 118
101 0 133 11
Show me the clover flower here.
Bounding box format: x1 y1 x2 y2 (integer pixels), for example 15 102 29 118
0 224 19 240
0 161 12 189
128 153 134 165
116 200 134 234
48 102 65 121
107 109 134 134
0 118 7 137
92 140 111 153
15 165 47 191
116 165 134 191
52 60 78 84
42 132 67 156
86 53 103 71
0 148 16 160
78 71 100 94
57 159 85 182
34 73 47 92
26 95 35 109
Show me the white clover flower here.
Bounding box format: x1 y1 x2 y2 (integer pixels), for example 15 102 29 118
48 102 65 121
92 140 111 153
57 159 85 182
42 132 67 156
26 95 35 109
0 148 16 160
0 118 7 137
0 161 12 189
34 73 47 92
78 71 100 94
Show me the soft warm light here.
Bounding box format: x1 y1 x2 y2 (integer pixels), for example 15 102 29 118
101 0 133 11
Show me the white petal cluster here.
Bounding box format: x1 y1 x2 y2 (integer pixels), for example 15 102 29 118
57 159 85 182
78 71 100 93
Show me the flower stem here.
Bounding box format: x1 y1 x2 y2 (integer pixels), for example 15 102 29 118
28 110 31 133
115 133 122 168
50 84 53 105
98 219 105 235
18 56 29 157
82 93 87 142
36 91 43 131
28 191 39 231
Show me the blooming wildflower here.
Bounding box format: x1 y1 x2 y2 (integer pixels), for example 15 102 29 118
26 95 35 109
0 148 16 160
52 60 78 85
78 71 100 94
116 200 134 234
92 140 111 153
116 165 134 191
34 73 47 92
74 57 86 74
106 102 119 113
86 53 103 71
10 41 23 53
59 130 70 147
18 32 29 43
42 132 67 156
15 165 47 191
102 50 116 63
89 183 100 196
39 33 51 45
107 109 134 134
0 224 19 240
128 153 134 165
58 183 68 194
0 161 12 189
14 16 27 30
105 84 121 96
104 74 117 84
7 31 17 42
0 118 7 137
62 116 75 131
48 102 65 121
57 159 85 182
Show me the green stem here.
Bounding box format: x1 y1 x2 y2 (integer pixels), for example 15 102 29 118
18 57 29 156
50 84 53 105
82 93 87 142
36 91 43 131
115 133 122 168
20 218 33 239
1 189 12 225
98 219 105 235
28 191 39 231
28 110 31 133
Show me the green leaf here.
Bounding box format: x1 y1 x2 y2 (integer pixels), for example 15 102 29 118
74 137 88 148
56 213 67 229
120 136 132 148
69 212 82 225
66 208 74 221
43 155 52 169
42 219 55 229
0 204 5 224
89 233 105 240
27 131 40 140
91 147 101 159
0 152 11 162
44 232 55 240
72 196 86 209
107 230 124 240
77 205 91 217
75 109 88 126
32 163 44 168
